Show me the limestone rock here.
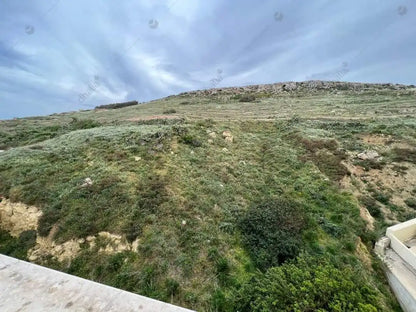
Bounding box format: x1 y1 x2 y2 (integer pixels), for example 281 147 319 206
357 150 380 160
81 178 93 187
222 131 233 143
0 199 42 237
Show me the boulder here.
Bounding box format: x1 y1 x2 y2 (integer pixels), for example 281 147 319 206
357 150 380 160
81 178 93 187
222 131 233 143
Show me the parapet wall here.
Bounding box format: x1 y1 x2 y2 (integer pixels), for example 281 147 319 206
376 218 416 312
386 218 416 271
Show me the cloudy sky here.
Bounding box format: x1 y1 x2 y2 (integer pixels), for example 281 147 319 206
1 0 415 119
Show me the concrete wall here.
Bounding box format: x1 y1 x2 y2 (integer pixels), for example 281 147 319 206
0 254 195 312
383 249 416 312
386 218 416 271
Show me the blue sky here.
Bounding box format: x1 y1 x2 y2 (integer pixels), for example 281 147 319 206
1 0 415 119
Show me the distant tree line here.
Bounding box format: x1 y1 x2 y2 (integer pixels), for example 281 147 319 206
95 101 139 110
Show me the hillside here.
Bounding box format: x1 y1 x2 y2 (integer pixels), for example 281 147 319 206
1 81 416 311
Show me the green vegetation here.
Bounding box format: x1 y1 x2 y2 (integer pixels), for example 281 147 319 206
238 95 256 102
0 230 37 260
234 256 381 311
239 199 306 270
95 100 139 110
163 108 177 114
392 148 416 164
405 198 416 209
359 196 382 218
1 82 415 311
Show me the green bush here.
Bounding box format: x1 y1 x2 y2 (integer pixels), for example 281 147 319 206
0 230 37 260
359 196 382 218
180 135 202 147
405 198 416 209
234 256 380 312
68 118 100 130
372 191 391 205
163 109 177 114
239 95 256 102
239 199 306 270
95 101 138 110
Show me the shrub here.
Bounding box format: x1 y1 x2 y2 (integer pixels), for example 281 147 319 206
163 109 177 114
234 256 381 312
392 148 416 164
317 217 343 237
239 199 306 270
0 230 37 260
38 206 61 237
239 95 256 102
299 137 338 153
372 191 391 205
359 196 382 218
215 257 231 286
180 135 202 147
95 101 138 110
405 198 416 209
356 159 385 171
310 151 349 181
68 118 101 130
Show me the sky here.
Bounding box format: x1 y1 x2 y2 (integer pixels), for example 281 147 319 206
1 0 415 119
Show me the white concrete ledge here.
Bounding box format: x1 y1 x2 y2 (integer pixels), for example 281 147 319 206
384 248 416 312
0 254 195 312
386 219 416 271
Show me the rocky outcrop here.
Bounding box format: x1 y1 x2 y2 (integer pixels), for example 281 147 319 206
0 199 42 237
28 231 140 263
176 81 412 98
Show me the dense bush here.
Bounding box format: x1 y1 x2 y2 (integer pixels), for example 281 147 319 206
180 134 202 147
239 199 306 270
95 101 138 110
68 118 101 130
392 147 416 164
163 108 177 114
234 256 381 312
355 159 385 171
0 230 37 260
359 196 382 218
239 95 256 102
372 191 391 205
405 198 416 209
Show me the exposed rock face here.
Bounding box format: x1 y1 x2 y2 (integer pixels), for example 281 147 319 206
29 237 81 262
0 198 140 263
0 199 42 237
28 231 140 263
176 81 410 98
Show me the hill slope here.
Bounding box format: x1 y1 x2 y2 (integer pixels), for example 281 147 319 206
1 81 416 311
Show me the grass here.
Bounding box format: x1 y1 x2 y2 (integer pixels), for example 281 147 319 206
1 82 415 311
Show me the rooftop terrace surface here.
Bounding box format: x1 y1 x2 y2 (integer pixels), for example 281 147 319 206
0 254 194 312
